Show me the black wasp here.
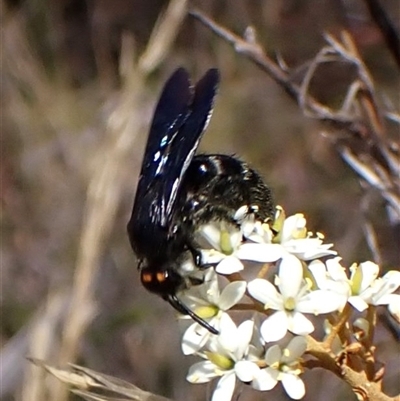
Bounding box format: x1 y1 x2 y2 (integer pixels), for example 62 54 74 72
127 68 274 334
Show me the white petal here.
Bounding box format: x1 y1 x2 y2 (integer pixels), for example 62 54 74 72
265 344 282 365
284 238 336 260
260 311 289 342
281 373 306 399
302 246 337 260
359 261 379 292
360 285 376 303
218 313 239 353
230 229 243 248
202 270 220 304
236 243 283 262
282 336 307 363
372 271 400 303
236 320 254 359
182 323 210 355
216 256 244 275
252 367 278 391
247 279 283 309
307 259 327 287
200 223 223 249
183 292 208 310
247 344 264 361
287 238 336 259
281 214 306 243
211 372 236 401
287 311 314 335
348 295 369 312
247 221 274 244
377 293 400 307
388 295 400 322
201 249 225 265
234 205 249 221
297 290 343 314
204 267 218 282
383 270 400 288
278 254 303 299
241 217 257 239
219 281 247 310
187 361 217 383
326 257 348 281
235 361 260 382
179 257 197 273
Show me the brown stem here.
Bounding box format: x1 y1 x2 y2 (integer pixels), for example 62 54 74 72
324 303 353 348
257 263 272 279
363 306 378 382
306 337 397 401
230 302 266 314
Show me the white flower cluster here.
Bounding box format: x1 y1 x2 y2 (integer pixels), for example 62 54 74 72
178 206 400 401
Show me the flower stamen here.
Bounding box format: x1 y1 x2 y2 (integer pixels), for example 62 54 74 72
284 297 296 311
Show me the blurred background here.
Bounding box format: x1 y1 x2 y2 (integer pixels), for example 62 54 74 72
2 0 399 400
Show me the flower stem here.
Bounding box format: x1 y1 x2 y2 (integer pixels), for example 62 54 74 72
324 303 352 349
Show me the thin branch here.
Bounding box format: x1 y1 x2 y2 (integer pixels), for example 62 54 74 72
189 8 359 129
189 8 400 230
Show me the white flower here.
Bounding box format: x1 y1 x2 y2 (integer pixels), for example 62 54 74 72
235 336 307 400
309 258 400 316
345 261 381 311
186 318 254 401
181 270 247 355
307 258 350 310
369 270 400 321
248 254 343 342
237 209 337 262
348 263 400 316
234 205 274 243
197 208 335 278
276 213 337 260
197 221 282 275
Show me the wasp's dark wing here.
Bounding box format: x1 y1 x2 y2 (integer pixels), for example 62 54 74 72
133 68 192 205
161 68 220 226
128 68 219 254
128 68 192 246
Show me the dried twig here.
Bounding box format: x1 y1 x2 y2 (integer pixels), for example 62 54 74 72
190 8 358 128
29 359 173 401
189 8 400 246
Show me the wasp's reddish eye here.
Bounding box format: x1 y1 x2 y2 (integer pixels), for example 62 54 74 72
156 272 167 282
141 272 153 283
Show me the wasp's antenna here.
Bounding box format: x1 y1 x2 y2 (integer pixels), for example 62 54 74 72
167 294 219 335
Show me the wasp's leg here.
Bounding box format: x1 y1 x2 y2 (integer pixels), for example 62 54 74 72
187 244 203 267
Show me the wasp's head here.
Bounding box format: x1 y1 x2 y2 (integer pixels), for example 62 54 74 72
140 265 183 295
139 260 219 335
